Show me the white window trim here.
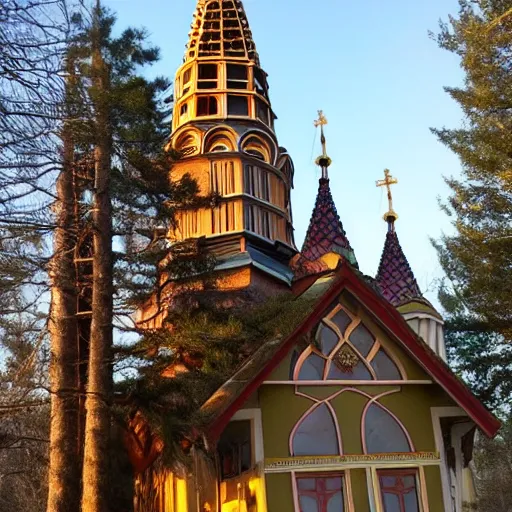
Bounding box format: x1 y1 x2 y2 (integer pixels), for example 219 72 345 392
230 408 264 465
431 406 472 512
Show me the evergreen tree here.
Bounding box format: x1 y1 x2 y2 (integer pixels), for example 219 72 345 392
432 1 512 410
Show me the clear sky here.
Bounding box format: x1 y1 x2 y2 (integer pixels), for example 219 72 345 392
104 0 464 307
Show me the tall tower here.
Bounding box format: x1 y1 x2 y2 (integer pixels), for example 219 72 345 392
168 0 296 288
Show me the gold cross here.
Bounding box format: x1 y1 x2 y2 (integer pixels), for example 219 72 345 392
314 110 328 158
314 110 328 128
376 169 398 221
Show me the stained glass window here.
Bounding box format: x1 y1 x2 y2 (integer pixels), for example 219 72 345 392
349 324 375 357
292 303 405 382
371 350 401 380
364 404 411 454
292 404 339 456
318 323 339 356
330 309 351 336
296 475 345 512
298 353 325 380
378 470 420 512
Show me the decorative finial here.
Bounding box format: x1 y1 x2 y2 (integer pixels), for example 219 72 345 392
376 169 399 231
314 110 332 179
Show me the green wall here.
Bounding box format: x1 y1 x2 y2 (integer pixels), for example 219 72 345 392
265 473 294 512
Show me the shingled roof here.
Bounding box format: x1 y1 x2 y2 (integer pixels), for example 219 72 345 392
376 226 422 306
300 178 357 266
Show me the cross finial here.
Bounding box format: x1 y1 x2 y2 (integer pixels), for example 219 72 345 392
314 110 332 179
376 169 399 230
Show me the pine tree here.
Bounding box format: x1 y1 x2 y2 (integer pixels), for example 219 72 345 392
432 1 512 410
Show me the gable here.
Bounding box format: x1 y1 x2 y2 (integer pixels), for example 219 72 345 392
266 290 432 384
201 262 500 440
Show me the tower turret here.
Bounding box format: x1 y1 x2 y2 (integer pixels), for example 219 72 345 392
375 169 446 359
291 112 357 279
168 0 296 287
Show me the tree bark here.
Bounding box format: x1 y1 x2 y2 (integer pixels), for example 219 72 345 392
81 3 114 510
47 63 81 512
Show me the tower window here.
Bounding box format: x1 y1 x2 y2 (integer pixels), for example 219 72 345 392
182 68 192 96
228 95 249 116
197 96 218 116
180 103 188 116
198 63 218 89
227 64 248 89
254 67 268 98
256 98 269 125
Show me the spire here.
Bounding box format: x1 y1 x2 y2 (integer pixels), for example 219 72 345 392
300 111 357 266
314 110 332 180
185 0 259 65
375 169 422 306
376 169 398 231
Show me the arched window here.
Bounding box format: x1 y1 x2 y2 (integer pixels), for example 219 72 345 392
292 304 405 382
363 403 412 454
175 132 199 157
205 132 235 153
241 136 271 163
291 404 340 456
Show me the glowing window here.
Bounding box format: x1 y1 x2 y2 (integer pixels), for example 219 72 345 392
378 470 420 512
364 404 412 454
292 404 339 456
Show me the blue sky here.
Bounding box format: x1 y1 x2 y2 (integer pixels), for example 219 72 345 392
104 0 464 307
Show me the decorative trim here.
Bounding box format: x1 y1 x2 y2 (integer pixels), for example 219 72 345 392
263 380 433 385
265 453 441 473
361 389 414 454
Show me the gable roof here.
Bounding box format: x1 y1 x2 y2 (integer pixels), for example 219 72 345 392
201 261 500 440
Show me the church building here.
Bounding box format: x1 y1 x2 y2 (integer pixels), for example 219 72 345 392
133 1 500 511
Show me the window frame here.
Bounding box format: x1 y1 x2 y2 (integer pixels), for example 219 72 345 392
368 466 428 512
226 63 249 90
293 472 349 512
197 62 218 90
292 304 407 382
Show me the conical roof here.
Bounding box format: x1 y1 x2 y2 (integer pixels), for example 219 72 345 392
300 178 357 266
185 0 259 64
376 226 422 306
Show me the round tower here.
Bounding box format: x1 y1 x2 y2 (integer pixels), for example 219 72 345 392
168 0 296 287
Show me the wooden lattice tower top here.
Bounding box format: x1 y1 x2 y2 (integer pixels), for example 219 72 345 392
185 0 259 65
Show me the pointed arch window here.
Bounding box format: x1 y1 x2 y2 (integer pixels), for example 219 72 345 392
363 403 413 454
292 303 405 382
291 403 340 456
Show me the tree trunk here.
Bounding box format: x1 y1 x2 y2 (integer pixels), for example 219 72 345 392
81 3 114 510
47 66 81 512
